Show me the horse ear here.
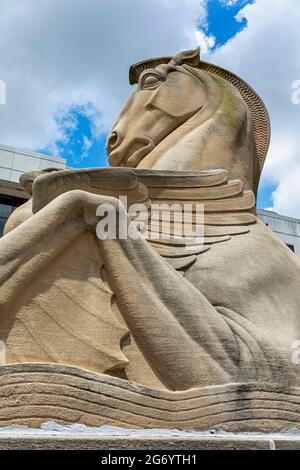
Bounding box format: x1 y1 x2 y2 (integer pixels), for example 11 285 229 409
171 48 201 67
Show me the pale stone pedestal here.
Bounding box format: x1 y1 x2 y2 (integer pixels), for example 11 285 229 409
0 431 300 450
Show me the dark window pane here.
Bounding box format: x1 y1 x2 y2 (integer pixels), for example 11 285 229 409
0 195 27 208
0 195 13 205
0 203 12 218
0 194 27 238
0 218 6 237
286 244 295 252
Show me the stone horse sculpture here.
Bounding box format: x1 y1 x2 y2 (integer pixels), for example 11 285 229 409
0 49 299 431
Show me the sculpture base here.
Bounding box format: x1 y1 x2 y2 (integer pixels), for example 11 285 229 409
0 432 299 450
0 363 299 432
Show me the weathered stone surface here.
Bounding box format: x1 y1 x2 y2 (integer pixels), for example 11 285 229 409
0 364 300 432
0 48 299 432
0 436 276 450
127 49 270 195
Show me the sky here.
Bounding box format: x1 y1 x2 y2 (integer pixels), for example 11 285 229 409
0 0 299 216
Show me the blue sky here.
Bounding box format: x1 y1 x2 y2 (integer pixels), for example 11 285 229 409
53 105 108 168
40 0 270 209
204 0 255 50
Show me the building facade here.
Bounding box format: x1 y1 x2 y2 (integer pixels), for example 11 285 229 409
0 144 66 236
257 209 300 257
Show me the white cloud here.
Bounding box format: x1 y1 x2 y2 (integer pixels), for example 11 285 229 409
195 30 216 54
208 0 300 218
272 165 300 216
219 0 239 6
82 136 93 157
0 0 207 153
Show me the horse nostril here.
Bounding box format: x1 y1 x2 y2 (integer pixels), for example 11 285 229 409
107 131 120 151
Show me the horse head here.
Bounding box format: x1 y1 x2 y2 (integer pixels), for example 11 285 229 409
107 49 259 191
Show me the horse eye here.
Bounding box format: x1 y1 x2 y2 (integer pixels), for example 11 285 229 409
141 74 162 90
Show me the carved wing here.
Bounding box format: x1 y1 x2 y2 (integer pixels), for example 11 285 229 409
30 167 256 274
131 169 256 270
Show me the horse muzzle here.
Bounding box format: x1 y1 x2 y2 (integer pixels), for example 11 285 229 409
107 135 155 167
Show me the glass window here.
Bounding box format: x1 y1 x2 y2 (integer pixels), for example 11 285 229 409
0 218 6 236
286 244 295 252
0 203 12 218
0 194 27 237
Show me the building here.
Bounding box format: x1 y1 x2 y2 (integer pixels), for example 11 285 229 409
0 144 299 256
257 209 300 257
0 144 66 236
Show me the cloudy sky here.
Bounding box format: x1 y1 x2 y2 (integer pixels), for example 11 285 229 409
0 0 299 216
